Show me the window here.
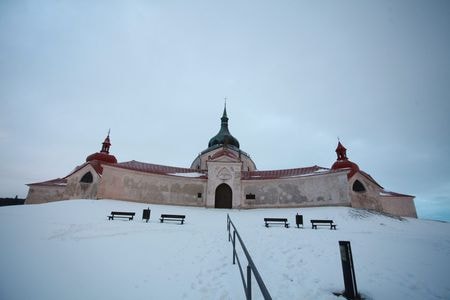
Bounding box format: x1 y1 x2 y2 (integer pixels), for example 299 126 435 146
246 193 256 200
80 172 93 183
197 193 202 198
352 180 366 192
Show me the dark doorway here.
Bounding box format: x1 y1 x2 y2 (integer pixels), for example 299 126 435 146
215 183 232 208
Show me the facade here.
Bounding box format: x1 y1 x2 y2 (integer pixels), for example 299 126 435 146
26 107 417 218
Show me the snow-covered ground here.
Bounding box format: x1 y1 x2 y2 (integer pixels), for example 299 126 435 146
0 200 449 300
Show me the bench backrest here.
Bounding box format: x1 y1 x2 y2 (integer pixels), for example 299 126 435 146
161 214 185 219
111 211 135 216
264 218 288 222
310 219 333 223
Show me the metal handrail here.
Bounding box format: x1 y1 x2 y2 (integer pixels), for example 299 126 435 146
227 214 272 300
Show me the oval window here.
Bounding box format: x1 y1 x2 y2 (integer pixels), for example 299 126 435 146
352 180 366 192
80 172 93 183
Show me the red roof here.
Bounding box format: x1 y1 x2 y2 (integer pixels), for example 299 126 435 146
27 177 67 187
112 160 208 178
64 160 106 178
358 171 413 198
209 148 239 160
27 160 109 186
242 165 340 180
86 152 117 164
331 160 360 178
379 190 414 198
358 170 383 188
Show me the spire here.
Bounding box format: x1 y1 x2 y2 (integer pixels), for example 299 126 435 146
101 130 111 154
335 140 347 161
222 98 228 118
221 100 229 125
208 103 240 149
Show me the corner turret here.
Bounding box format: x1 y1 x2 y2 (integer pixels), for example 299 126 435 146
331 141 360 178
86 131 118 164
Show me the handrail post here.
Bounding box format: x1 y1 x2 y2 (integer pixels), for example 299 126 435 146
233 230 236 265
247 265 252 300
227 215 230 241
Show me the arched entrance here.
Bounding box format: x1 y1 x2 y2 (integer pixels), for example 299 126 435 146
215 183 232 208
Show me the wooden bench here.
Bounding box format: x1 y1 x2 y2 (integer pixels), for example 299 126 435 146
108 211 135 220
160 214 185 224
310 219 336 230
264 218 289 228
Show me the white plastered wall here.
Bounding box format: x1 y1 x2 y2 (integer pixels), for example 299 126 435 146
98 165 207 206
241 171 351 208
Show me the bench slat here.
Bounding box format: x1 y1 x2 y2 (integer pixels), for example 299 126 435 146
161 214 185 219
264 217 289 228
108 211 135 221
310 219 336 230
160 214 185 224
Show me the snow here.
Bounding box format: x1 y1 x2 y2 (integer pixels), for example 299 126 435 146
314 169 330 173
168 172 205 177
0 200 449 300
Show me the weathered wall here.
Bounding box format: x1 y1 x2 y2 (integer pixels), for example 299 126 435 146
349 173 417 218
98 165 206 206
63 165 100 200
379 196 417 218
241 172 351 208
25 185 66 204
349 174 383 211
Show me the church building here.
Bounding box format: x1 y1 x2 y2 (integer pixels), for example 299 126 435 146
25 106 417 218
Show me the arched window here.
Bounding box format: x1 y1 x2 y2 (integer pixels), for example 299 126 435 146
352 180 366 192
80 172 93 183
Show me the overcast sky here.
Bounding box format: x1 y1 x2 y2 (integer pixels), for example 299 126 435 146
1 0 449 221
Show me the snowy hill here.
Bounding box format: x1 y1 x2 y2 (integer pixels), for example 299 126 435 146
0 200 449 300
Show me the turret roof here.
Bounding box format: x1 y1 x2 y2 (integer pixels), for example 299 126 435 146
208 105 240 149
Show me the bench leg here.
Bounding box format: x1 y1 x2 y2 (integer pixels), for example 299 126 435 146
265 223 269 228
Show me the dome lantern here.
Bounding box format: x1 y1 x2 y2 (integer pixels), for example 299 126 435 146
208 103 240 149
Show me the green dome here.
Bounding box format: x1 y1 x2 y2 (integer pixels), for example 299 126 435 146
208 106 240 149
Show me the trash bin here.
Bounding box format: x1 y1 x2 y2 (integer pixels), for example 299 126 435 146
295 213 303 228
142 208 151 222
